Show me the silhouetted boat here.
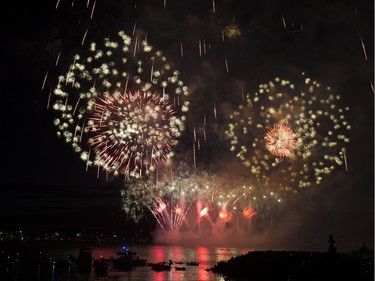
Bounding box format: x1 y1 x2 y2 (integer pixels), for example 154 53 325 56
186 261 199 266
112 245 146 271
76 248 92 272
149 262 171 271
175 266 187 271
93 258 108 276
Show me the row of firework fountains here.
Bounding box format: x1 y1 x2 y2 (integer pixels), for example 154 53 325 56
49 29 350 234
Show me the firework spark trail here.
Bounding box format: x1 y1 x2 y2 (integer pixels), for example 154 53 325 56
51 30 189 180
359 35 368 61
225 73 351 192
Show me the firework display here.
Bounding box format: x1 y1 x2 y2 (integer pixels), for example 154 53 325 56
225 73 350 192
43 0 369 246
51 30 189 180
121 171 283 233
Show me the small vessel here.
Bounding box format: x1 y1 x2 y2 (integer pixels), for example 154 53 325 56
186 261 199 266
76 248 93 272
93 257 108 276
175 266 187 271
112 245 146 271
149 262 171 271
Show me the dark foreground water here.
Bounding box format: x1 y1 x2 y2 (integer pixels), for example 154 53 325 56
1 242 251 281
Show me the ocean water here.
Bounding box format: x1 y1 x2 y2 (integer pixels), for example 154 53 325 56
8 243 251 281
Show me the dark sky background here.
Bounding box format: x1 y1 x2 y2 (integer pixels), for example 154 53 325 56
0 0 373 251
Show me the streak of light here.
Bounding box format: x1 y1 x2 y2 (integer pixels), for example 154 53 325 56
281 14 286 29
180 42 184 57
55 49 62 66
359 35 368 61
133 23 137 36
344 151 348 172
90 1 96 20
82 28 89 45
225 57 229 72
212 0 216 13
55 0 61 9
42 71 48 90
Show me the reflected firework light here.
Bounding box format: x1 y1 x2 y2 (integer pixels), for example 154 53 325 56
51 30 189 180
225 73 351 192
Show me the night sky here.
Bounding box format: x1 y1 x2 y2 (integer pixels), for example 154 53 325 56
1 0 373 251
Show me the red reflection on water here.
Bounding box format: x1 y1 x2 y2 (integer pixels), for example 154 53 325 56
149 246 169 281
152 245 167 263
197 246 210 280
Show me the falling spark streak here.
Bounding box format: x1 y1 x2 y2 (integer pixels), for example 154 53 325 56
213 102 217 119
180 42 184 57
72 97 81 116
87 0 90 8
133 35 138 57
55 0 61 9
225 57 229 72
150 60 154 81
343 151 348 172
221 30 225 42
281 15 287 29
90 1 96 20
132 22 137 36
370 79 374 94
82 28 89 46
198 39 202 56
163 0 166 8
212 0 216 13
359 36 368 61
55 49 62 66
42 71 49 90
194 127 197 141
203 40 207 54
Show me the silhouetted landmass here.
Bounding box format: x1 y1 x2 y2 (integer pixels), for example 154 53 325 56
210 249 374 281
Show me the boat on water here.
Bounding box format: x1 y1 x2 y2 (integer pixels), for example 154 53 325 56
175 266 187 271
186 261 199 266
111 245 147 271
149 262 171 271
76 248 93 272
93 258 108 276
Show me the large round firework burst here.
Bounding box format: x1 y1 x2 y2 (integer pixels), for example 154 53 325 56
225 73 350 192
51 30 189 180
